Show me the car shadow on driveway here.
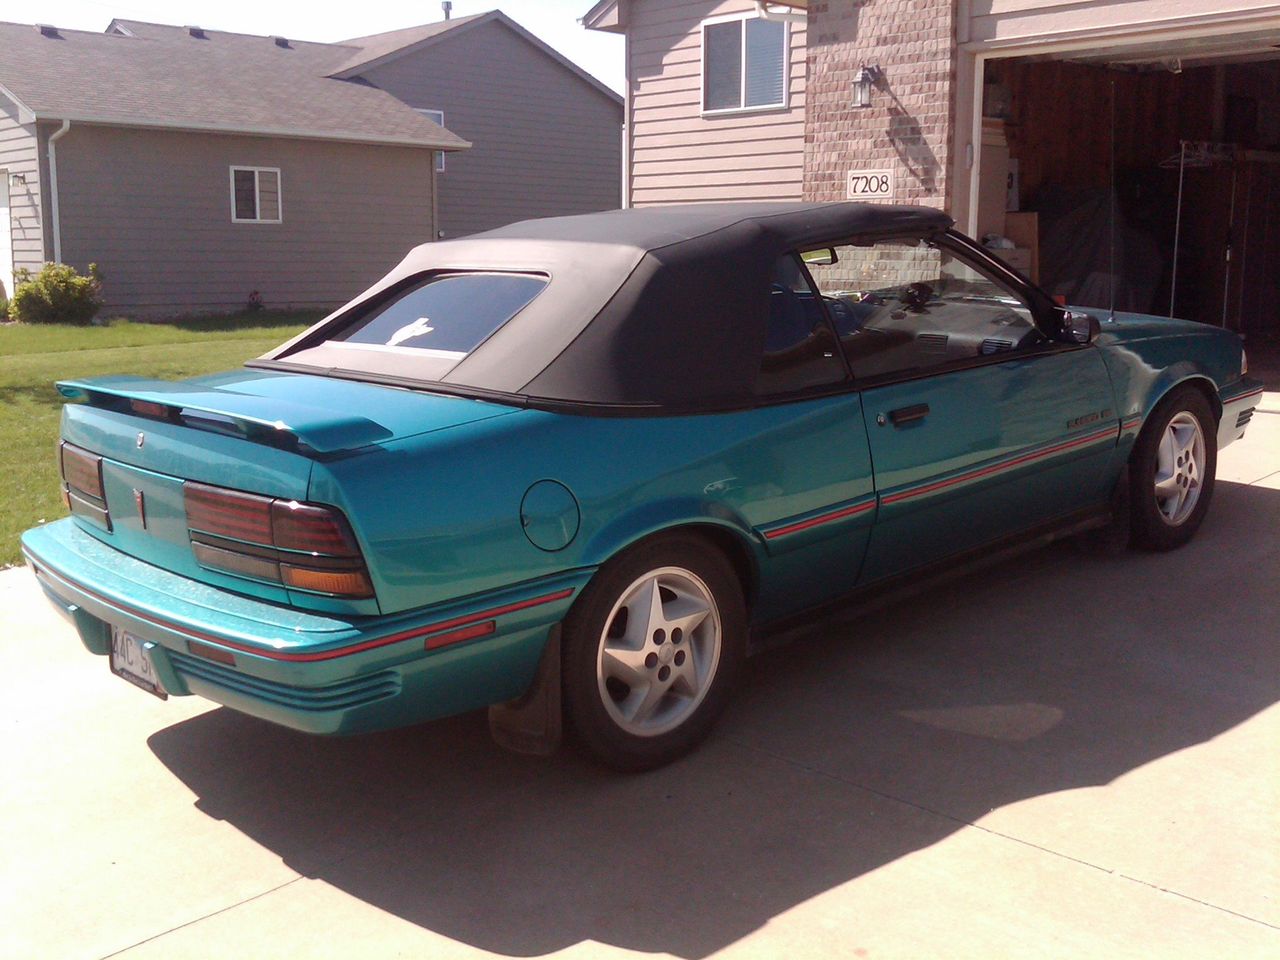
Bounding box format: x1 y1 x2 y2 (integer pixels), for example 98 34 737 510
147 480 1280 958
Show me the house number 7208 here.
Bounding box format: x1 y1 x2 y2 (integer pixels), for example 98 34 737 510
847 169 894 200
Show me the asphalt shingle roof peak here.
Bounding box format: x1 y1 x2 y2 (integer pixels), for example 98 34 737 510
2 19 127 40
0 19 469 149
106 18 359 52
332 11 495 76
108 11 619 105
340 11 490 48
335 9 621 104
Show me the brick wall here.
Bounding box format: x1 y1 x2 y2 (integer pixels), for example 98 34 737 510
803 0 956 211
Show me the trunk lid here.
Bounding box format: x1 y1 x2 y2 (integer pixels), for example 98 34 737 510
58 369 518 453
57 369 519 612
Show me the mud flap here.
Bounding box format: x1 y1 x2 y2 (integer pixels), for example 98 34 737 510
488 627 562 756
1079 462 1131 555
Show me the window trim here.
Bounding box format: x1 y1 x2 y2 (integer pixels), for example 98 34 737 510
414 109 447 172
301 269 551 370
229 166 283 224
940 229 1062 331
700 12 790 117
754 251 850 399
797 232 1083 392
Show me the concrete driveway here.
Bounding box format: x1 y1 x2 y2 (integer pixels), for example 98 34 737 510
3 395 1278 960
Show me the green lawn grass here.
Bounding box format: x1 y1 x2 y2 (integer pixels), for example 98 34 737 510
1 312 319 567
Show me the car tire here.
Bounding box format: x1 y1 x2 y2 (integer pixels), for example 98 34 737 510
561 533 746 771
1129 387 1217 551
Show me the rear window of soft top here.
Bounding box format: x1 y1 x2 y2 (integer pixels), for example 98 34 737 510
331 272 547 360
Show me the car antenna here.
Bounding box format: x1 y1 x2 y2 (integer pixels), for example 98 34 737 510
1108 76 1117 323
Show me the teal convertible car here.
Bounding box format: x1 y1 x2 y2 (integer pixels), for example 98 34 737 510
22 203 1263 769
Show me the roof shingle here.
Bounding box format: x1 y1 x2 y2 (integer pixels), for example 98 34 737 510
333 13 488 75
0 21 470 149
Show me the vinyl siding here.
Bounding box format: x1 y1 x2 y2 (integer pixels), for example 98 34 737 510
359 18 622 239
967 0 1280 46
627 0 806 205
53 124 435 314
0 102 43 290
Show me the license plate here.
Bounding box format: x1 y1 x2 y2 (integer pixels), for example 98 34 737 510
110 627 168 700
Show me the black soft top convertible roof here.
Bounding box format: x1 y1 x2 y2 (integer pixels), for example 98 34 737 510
260 202 954 411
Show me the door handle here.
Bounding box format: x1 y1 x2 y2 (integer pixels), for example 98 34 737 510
888 403 930 426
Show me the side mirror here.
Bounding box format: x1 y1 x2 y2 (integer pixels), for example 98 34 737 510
1060 310 1100 345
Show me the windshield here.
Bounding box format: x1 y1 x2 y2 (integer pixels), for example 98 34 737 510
803 238 1024 307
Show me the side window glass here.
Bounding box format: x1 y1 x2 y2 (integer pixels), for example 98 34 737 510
803 239 1042 381
755 255 847 395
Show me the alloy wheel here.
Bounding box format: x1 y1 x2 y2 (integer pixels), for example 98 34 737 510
1154 411 1206 526
595 566 722 737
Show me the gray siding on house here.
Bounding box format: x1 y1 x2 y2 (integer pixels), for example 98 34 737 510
53 125 436 314
0 101 44 291
359 18 621 239
627 0 807 205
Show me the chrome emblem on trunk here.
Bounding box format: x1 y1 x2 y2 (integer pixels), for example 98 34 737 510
133 489 147 530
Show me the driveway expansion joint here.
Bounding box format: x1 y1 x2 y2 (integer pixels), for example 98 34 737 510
96 875 306 960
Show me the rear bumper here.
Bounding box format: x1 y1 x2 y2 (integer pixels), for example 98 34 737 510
1219 379 1265 450
22 519 589 734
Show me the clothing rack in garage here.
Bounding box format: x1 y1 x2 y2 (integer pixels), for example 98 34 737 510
1159 141 1232 171
1162 141 1235 323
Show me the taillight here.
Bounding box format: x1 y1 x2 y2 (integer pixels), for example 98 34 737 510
272 501 360 554
60 442 112 531
61 442 104 500
184 481 373 599
185 484 274 543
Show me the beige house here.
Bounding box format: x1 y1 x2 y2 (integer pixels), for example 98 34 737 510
585 0 1280 336
0 12 622 314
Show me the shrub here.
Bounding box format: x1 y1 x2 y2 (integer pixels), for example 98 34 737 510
0 292 8 321
10 262 104 325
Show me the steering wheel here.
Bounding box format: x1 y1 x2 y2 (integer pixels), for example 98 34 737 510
900 282 934 311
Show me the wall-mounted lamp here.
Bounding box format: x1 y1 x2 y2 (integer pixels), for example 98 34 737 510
853 65 883 109
8 172 25 187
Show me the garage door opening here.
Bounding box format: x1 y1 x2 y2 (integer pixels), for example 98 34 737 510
975 34 1280 340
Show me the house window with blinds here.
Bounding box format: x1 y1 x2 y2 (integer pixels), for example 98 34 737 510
702 15 788 113
230 167 283 223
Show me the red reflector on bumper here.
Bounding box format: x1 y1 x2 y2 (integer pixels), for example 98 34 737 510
425 620 496 650
188 640 237 666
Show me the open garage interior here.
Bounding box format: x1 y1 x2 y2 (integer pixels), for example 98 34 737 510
977 30 1280 340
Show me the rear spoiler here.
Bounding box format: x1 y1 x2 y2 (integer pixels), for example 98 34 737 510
56 376 392 454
